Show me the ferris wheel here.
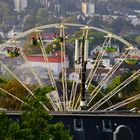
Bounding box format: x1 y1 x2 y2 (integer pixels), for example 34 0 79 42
0 23 140 112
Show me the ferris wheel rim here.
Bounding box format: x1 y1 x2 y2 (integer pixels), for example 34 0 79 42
0 23 134 51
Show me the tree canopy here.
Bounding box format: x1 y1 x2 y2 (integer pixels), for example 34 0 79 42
0 84 72 140
106 71 140 109
135 35 140 45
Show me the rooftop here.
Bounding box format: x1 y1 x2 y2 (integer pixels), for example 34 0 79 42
26 51 68 63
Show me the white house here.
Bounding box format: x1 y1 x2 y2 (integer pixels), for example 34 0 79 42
0 30 5 39
132 18 140 26
20 51 69 78
69 72 80 82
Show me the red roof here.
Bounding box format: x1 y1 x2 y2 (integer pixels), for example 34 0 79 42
26 55 66 63
125 55 140 59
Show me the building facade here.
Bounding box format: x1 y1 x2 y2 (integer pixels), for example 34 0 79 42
82 1 95 17
13 0 28 11
20 51 69 77
39 0 60 13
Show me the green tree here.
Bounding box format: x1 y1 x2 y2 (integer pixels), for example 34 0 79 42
106 76 122 92
0 85 72 140
62 16 77 23
135 35 140 45
111 18 133 34
46 43 61 54
123 34 137 44
106 72 140 96
36 8 48 25
61 0 77 12
23 15 37 30
106 71 140 109
0 1 15 21
87 16 103 28
0 79 29 110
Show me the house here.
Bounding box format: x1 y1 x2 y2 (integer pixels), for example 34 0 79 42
66 66 122 80
0 29 5 39
7 29 20 39
39 0 60 13
102 15 118 24
132 18 140 26
3 18 16 27
20 51 69 78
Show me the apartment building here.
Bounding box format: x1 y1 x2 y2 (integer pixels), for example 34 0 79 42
13 0 27 11
82 1 95 16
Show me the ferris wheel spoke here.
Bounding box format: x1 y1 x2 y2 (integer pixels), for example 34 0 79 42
46 95 59 111
74 94 81 110
99 49 131 86
89 70 140 111
20 82 60 111
86 48 132 107
86 34 111 86
0 61 50 111
14 42 43 86
35 30 63 111
69 66 80 110
0 87 28 107
35 31 56 87
72 80 80 110
103 93 140 112
76 34 113 109
58 24 69 110
20 33 62 111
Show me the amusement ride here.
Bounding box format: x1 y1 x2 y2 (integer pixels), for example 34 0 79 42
0 23 140 112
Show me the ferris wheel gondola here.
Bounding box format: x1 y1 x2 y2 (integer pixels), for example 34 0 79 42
6 48 20 58
124 48 139 65
105 46 117 53
52 33 68 44
124 59 138 65
53 33 63 43
31 37 40 46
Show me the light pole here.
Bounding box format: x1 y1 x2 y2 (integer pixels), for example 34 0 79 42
75 36 89 110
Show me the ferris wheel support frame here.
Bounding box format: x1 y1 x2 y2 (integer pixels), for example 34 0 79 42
85 49 132 108
0 23 136 112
